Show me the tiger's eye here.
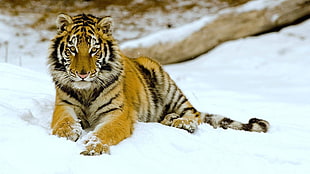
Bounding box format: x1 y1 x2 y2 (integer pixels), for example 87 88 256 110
70 46 76 52
91 47 98 53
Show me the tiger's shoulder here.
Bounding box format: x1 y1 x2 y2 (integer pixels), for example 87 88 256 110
121 55 166 78
126 55 162 70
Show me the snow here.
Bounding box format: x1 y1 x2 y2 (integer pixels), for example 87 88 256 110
120 15 216 48
1 11 310 174
233 0 285 12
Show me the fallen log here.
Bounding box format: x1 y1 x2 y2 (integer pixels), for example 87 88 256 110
121 0 310 64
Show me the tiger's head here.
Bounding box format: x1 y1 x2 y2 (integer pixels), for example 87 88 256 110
48 13 122 89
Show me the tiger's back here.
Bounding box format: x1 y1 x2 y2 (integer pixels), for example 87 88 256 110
48 13 269 156
123 56 199 123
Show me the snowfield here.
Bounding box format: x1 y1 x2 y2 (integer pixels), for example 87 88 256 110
1 15 310 174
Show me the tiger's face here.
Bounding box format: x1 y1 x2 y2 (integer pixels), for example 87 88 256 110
49 14 121 89
63 33 98 82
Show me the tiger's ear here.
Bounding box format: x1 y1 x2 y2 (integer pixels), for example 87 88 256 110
98 16 113 35
56 13 73 32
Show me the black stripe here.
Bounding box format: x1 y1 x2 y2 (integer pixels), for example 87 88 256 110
170 92 183 113
97 71 121 89
56 81 104 107
137 64 162 108
178 97 188 108
106 40 115 62
95 93 120 113
56 83 83 105
89 87 104 105
58 41 68 71
161 82 175 116
86 24 96 31
57 84 100 106
132 61 152 121
100 43 113 71
61 99 90 129
142 66 164 122
258 122 268 132
166 79 172 96
160 104 171 121
73 29 81 34
101 64 112 71
59 95 89 129
169 96 188 116
73 14 97 25
97 52 103 61
59 42 65 53
219 118 234 129
66 35 71 43
78 19 96 26
62 99 73 105
242 124 252 131
103 42 108 59
99 106 122 116
81 27 86 32
87 29 94 35
180 107 197 117
71 25 96 33
92 104 123 124
169 85 177 106
49 36 66 71
71 25 81 31
54 62 66 71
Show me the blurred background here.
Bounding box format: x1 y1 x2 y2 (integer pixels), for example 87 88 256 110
0 0 309 69
0 0 249 41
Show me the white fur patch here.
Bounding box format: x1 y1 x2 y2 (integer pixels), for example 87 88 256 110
72 81 92 89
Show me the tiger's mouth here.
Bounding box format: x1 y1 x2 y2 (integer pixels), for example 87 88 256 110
68 70 97 80
69 71 97 89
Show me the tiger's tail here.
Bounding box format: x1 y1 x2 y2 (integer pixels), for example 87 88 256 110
201 113 270 133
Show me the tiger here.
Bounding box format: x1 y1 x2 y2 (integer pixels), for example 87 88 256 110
48 13 270 156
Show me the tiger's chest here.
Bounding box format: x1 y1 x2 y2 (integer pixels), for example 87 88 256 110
58 86 118 128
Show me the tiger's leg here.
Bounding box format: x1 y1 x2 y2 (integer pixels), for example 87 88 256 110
160 96 269 133
160 100 202 133
80 109 134 156
51 105 82 141
160 92 202 133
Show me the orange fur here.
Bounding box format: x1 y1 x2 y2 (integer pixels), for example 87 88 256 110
51 99 81 142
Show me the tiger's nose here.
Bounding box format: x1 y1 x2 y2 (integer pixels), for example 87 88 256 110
77 72 89 79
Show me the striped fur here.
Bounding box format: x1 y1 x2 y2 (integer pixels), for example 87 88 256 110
48 14 270 156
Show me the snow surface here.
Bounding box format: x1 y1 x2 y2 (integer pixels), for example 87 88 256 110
1 13 310 174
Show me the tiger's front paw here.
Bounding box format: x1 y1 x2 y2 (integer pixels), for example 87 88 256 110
52 118 82 142
80 134 110 156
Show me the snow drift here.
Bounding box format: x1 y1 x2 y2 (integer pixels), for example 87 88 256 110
1 13 310 174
